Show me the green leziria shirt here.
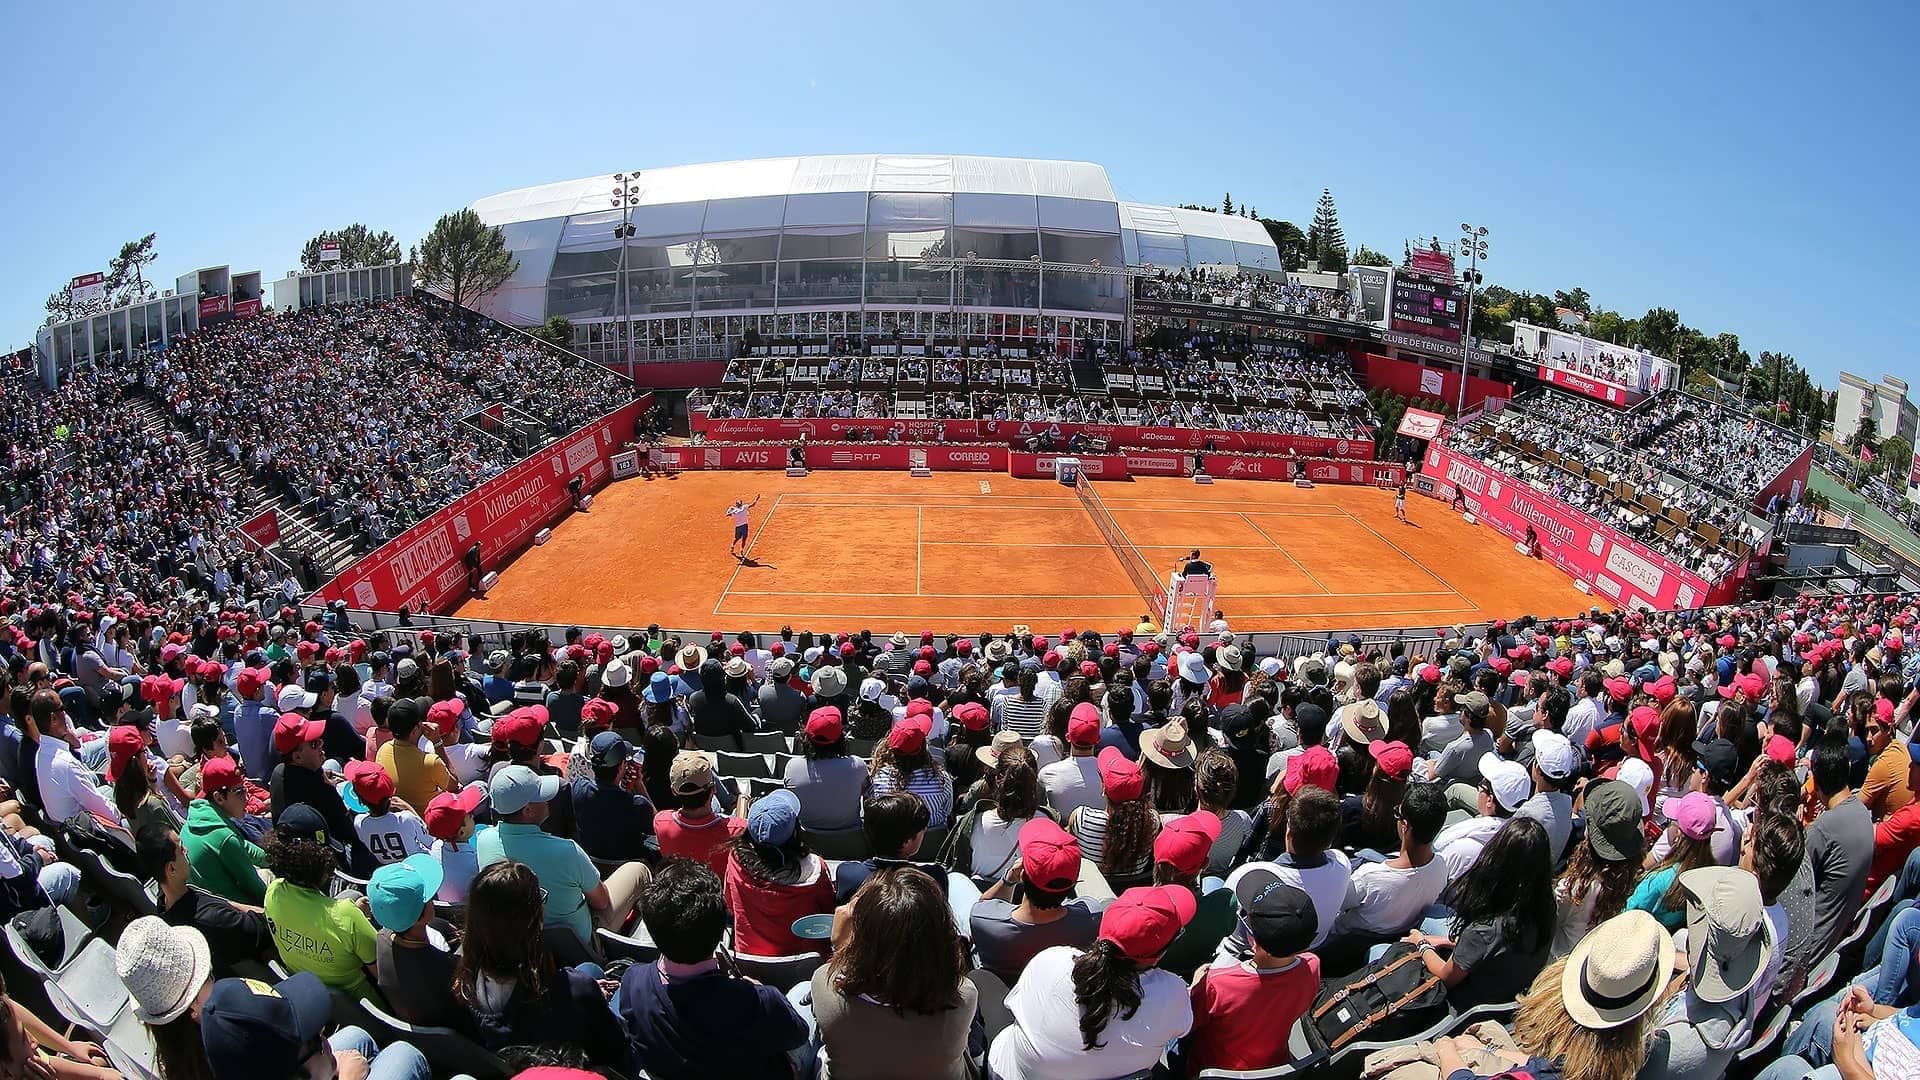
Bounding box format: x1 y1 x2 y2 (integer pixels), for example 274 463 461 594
264 879 382 1004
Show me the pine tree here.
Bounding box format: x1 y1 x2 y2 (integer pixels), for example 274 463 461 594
1306 190 1347 270
1221 192 1234 215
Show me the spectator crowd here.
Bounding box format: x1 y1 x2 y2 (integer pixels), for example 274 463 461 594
3 579 1920 1079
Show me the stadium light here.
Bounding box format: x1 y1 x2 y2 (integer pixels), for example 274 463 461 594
611 172 645 368
1456 222 1491 414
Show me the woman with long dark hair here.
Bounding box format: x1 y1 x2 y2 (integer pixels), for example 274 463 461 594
1652 698 1699 798
1068 748 1159 891
1625 792 1721 929
869 718 953 829
988 885 1195 1078
812 868 979 1078
948 743 1044 882
453 860 625 1067
1383 686 1422 750
1402 815 1557 1010
1553 779 1646 958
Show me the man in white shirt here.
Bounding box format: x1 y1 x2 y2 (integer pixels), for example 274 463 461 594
1223 786 1350 951
1039 713 1105 820
1434 754 1532 880
1520 730 1579 862
1332 781 1450 944
28 691 122 827
1563 670 1605 747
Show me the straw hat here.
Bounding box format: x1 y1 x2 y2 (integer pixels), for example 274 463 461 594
677 645 708 670
976 730 1024 768
1140 718 1196 769
1563 910 1675 1029
115 916 212 1025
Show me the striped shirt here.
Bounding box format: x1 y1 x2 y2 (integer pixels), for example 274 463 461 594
1071 806 1156 882
998 696 1049 740
869 766 954 828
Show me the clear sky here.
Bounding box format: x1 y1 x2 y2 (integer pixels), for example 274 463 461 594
5 1 1914 385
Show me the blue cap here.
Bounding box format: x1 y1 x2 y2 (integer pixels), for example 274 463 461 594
488 764 560 815
275 803 330 845
747 788 801 846
368 853 444 932
200 971 331 1079
589 730 631 768
1906 742 1920 765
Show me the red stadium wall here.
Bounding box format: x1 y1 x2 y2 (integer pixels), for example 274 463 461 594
1358 354 1511 412
310 396 650 616
1753 441 1815 514
1419 443 1726 611
656 443 1406 488
688 415 1372 460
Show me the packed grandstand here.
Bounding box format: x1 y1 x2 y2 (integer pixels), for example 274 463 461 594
3 155 1918 1080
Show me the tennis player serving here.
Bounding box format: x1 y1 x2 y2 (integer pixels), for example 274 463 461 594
727 495 762 559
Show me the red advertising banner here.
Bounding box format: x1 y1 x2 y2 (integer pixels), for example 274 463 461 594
1911 450 1920 490
1356 354 1510 412
1421 443 1713 611
1753 442 1815 513
311 401 643 615
689 414 1372 461
237 508 281 549
198 296 230 319
232 298 263 318
1536 364 1647 408
1207 454 1407 486
1121 452 1190 477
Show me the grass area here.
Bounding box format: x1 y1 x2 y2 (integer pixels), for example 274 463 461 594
1808 467 1920 563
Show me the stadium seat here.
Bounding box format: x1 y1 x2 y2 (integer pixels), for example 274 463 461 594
747 776 784 800
731 950 824 990
692 733 742 752
803 826 871 862
1790 951 1843 1014
101 1001 160 1080
1733 1000 1791 1071
741 731 790 754
846 737 879 758
596 925 661 964
717 751 772 779
357 998 510 1080
1196 1019 1324 1077
49 937 128 1030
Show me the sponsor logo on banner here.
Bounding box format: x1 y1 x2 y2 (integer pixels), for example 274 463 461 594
352 581 378 608
319 241 343 263
1589 533 1605 556
1396 408 1446 442
1419 369 1446 396
1309 464 1341 481
947 450 993 465
1226 460 1250 476
1509 493 1579 547
198 296 229 318
389 529 457 596
1603 543 1668 596
483 475 549 524
828 449 888 467
1675 584 1697 608
732 449 774 467
70 272 106 305
1444 458 1489 495
452 515 470 542
1594 575 1624 600
1125 454 1184 474
435 564 468 598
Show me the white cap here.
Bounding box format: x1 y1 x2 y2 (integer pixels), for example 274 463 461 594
602 659 630 688
1531 730 1578 779
1257 656 1286 678
276 684 317 712
1478 752 1533 812
1616 757 1656 814
860 677 887 703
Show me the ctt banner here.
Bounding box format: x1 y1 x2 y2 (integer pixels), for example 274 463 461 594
311 400 643 615
1420 443 1713 611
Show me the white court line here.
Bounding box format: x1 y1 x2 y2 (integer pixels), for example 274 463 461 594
916 506 923 595
1239 512 1332 596
713 492 783 616
1333 506 1466 600
775 501 1348 517
919 541 1281 550
726 590 1145 599
775 491 1347 509
714 605 1483 621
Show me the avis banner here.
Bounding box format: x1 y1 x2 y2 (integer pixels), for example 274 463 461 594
310 400 643 615
1420 443 1713 611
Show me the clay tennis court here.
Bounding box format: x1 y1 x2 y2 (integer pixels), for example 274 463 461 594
454 471 1597 634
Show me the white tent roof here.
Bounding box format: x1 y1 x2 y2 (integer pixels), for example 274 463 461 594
474 155 1119 227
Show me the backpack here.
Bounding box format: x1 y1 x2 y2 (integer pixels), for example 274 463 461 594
1302 943 1451 1054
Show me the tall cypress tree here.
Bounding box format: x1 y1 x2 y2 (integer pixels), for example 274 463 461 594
1306 189 1347 270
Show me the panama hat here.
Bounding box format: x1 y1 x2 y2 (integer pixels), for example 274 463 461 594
1140 718 1196 769
1563 910 1675 1029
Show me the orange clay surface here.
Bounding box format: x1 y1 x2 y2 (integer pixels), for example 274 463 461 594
454 470 1599 634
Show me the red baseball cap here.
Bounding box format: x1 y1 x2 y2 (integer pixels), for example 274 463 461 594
888 716 931 755
493 709 543 748
1017 818 1082 893
346 760 395 805
1067 703 1102 747
1284 746 1339 795
424 787 486 840
580 698 618 730
1603 676 1633 702
1098 885 1197 961
1547 657 1575 678
427 699 465 732
1764 734 1798 766
1154 812 1221 878
1647 675 1678 705
105 726 146 782
1097 745 1144 801
1628 706 1662 744
954 640 972 655
1368 739 1413 781
951 701 990 732
200 755 243 794
1079 661 1100 678
913 660 933 676
805 706 844 744
272 713 328 755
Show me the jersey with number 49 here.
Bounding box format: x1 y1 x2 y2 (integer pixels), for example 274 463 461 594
353 809 433 865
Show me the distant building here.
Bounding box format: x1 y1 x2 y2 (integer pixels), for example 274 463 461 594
1836 372 1918 447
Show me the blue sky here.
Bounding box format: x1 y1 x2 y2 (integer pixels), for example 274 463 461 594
5 1 1914 386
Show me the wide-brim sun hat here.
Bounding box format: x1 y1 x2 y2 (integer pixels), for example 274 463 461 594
1563 909 1675 1029
1140 718 1196 769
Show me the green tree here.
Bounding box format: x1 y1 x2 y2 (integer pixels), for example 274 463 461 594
1552 288 1592 316
1221 192 1234 216
1882 435 1912 474
106 233 159 306
1587 309 1629 343
300 224 402 270
530 315 574 349
416 209 518 312
1257 218 1309 271
1306 189 1347 271
1636 308 1681 362
1351 245 1393 267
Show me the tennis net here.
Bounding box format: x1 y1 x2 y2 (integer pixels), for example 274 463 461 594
1075 471 1168 617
